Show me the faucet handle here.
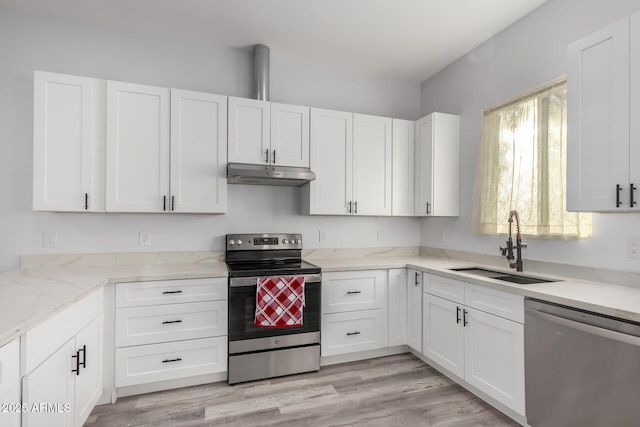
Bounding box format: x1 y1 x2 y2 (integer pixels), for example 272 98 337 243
499 246 508 256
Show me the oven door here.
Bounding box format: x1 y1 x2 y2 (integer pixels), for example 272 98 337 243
228 274 321 345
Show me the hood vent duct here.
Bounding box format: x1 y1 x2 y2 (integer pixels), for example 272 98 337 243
253 44 270 101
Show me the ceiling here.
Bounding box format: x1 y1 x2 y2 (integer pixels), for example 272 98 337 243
0 0 549 83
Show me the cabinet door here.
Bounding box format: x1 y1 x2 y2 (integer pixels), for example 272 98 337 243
406 269 423 352
22 339 75 427
33 71 105 212
170 89 227 213
106 81 170 212
270 102 310 167
352 113 392 216
391 119 415 216
304 108 353 215
74 315 103 427
423 293 464 378
629 12 640 207
387 269 407 347
567 17 630 211
227 97 270 164
464 307 525 415
414 113 459 217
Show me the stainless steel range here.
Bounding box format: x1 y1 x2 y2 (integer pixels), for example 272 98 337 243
226 233 321 385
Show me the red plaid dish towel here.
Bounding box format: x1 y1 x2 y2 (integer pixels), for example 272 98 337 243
255 276 305 328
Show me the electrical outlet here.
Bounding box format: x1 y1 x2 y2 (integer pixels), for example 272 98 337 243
318 230 326 243
627 238 640 258
377 230 384 242
438 230 446 243
43 232 57 248
139 231 151 246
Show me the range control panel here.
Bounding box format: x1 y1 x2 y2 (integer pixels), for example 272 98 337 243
226 233 303 251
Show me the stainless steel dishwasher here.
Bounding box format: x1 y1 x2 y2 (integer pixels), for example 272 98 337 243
525 298 640 427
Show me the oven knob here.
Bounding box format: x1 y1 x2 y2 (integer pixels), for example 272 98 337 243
295 239 301 244
237 239 243 245
282 238 289 244
228 239 235 246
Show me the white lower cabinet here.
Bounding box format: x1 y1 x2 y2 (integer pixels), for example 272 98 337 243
21 289 104 427
321 270 387 357
114 278 228 388
0 338 21 427
387 269 407 347
422 273 525 416
406 269 422 352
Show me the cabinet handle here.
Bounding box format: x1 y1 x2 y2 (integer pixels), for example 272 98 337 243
426 202 431 215
631 184 637 208
162 320 183 324
346 331 361 336
171 195 175 211
163 195 167 211
456 307 461 324
616 184 622 208
273 150 276 164
346 291 362 295
463 309 468 327
265 149 270 163
162 358 182 363
78 345 86 370
414 272 420 286
354 201 358 214
71 351 80 376
162 290 183 295
84 193 89 210
348 201 352 214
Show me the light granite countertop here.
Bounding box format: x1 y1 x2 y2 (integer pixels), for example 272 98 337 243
2 250 640 349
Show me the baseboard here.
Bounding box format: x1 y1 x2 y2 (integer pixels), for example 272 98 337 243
108 372 227 401
320 345 408 366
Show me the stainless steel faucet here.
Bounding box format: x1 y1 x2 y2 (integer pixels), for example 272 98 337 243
499 210 527 272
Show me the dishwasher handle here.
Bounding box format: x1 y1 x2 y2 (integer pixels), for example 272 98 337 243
526 308 640 347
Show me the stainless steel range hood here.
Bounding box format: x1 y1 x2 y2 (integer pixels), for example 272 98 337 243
227 163 316 186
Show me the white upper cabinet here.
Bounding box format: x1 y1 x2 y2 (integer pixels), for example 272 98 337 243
33 71 106 212
228 97 310 167
106 81 171 213
302 109 392 216
414 112 459 217
303 108 353 215
270 102 310 167
107 82 227 213
567 14 638 211
391 119 415 216
170 89 227 213
227 97 270 164
353 113 392 216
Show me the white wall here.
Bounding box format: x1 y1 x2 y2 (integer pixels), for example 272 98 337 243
0 7 421 272
419 0 640 272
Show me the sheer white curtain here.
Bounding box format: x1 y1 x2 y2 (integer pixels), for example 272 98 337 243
473 77 592 239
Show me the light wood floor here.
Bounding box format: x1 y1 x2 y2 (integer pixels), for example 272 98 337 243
86 353 520 426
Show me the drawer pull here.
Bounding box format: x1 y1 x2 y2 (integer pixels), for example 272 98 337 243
162 320 183 325
162 290 183 295
162 357 182 363
346 291 362 295
346 331 361 336
71 352 80 376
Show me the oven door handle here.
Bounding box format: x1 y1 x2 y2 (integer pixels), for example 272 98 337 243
229 273 322 287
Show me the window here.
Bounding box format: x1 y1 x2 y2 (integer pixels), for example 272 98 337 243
473 77 592 239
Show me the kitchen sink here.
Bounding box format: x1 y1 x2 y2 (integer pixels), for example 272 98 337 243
449 267 557 285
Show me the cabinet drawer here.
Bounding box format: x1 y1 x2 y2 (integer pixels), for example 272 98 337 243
116 277 227 307
22 288 103 375
114 336 227 387
424 273 464 303
321 310 386 357
464 283 524 323
115 300 227 347
322 270 387 314
0 339 20 399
